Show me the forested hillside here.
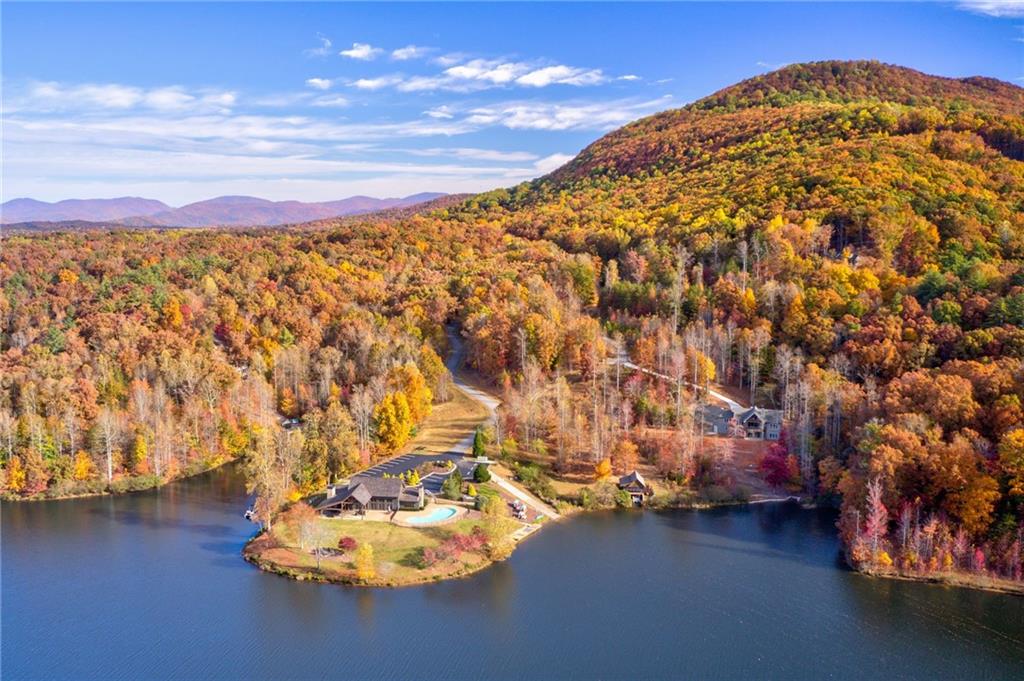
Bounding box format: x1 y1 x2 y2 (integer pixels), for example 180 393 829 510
2 61 1021 586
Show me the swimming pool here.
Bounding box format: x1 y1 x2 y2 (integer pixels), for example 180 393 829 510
406 506 457 525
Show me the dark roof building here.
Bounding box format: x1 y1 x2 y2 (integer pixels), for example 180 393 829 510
696 404 735 436
317 475 424 514
618 470 653 505
736 407 783 440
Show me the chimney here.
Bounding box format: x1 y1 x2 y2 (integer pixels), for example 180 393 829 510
326 486 336 499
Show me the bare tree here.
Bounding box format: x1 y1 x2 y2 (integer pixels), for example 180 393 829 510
670 245 692 333
350 386 374 455
96 406 123 484
0 408 15 461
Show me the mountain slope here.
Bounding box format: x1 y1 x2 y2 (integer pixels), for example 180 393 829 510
439 60 1024 581
123 193 447 227
474 60 1023 276
0 197 170 224
2 193 446 227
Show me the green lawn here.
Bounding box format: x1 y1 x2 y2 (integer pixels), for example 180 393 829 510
247 512 517 586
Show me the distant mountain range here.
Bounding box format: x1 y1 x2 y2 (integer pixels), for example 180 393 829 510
0 193 446 227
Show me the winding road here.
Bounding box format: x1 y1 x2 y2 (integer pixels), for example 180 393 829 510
353 328 560 522
606 340 748 412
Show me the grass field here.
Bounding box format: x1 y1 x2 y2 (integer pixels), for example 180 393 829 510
405 385 490 456
245 510 518 587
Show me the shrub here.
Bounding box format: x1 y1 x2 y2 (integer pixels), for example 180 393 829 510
338 536 358 552
441 469 463 500
614 488 633 508
578 487 595 509
472 428 487 457
108 475 162 494
700 485 732 504
511 462 556 503
474 464 491 483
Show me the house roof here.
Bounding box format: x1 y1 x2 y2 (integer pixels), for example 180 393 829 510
619 470 647 488
737 407 782 425
696 404 734 433
349 483 372 506
317 475 405 509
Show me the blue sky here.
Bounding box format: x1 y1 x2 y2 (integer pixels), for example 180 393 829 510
2 1 1022 205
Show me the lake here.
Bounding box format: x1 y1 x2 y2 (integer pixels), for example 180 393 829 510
3 465 1022 680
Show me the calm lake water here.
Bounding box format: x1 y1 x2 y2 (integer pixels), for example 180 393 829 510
3 466 1022 681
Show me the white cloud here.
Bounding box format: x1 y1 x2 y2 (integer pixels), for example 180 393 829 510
445 59 526 84
143 87 196 110
618 74 641 81
392 45 431 61
351 76 403 90
358 59 613 93
405 147 539 162
516 65 606 87
310 95 349 108
956 0 1024 17
424 105 455 119
14 81 235 113
304 34 333 58
756 61 789 71
466 96 670 131
340 42 383 60
305 78 333 90
433 53 465 67
3 75 666 204
533 153 574 174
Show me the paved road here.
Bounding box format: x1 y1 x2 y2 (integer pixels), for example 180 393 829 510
606 341 747 412
490 469 561 520
351 327 560 521
359 452 465 479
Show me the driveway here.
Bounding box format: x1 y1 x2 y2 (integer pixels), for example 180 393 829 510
359 452 465 479
352 327 559 521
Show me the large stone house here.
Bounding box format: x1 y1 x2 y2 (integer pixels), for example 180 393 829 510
696 404 783 441
316 476 424 515
735 407 783 441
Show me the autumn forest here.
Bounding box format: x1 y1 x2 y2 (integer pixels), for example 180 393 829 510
2 61 1023 589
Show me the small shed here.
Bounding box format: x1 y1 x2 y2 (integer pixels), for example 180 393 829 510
617 471 654 506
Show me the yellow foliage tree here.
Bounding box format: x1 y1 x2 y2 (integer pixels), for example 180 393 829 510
688 349 716 385
611 439 639 474
594 457 613 480
390 362 432 423
278 387 299 418
374 391 412 452
162 298 184 329
131 433 149 474
6 456 26 493
354 542 375 581
998 429 1024 497
73 451 96 481
57 268 79 285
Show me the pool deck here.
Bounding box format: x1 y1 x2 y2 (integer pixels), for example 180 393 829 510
396 504 466 528
326 504 470 528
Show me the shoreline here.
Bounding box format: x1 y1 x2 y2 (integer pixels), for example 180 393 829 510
854 563 1024 598
240 494 803 589
243 529 509 589
244 497 1024 597
0 461 236 503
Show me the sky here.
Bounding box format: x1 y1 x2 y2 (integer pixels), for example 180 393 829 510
2 1 1022 205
